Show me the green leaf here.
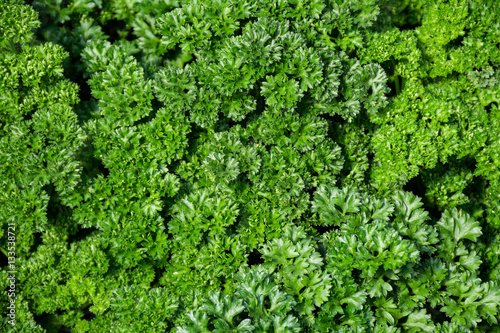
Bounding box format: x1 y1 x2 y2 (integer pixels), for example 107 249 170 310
403 309 435 333
437 208 482 244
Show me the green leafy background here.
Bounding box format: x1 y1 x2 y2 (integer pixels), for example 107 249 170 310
1 0 500 332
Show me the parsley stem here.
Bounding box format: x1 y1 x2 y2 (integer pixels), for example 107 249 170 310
394 75 400 95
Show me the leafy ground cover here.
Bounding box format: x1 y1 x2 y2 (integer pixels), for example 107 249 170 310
1 0 500 332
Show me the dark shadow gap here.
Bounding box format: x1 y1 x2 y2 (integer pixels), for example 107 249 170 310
403 174 441 221
310 224 340 235
247 248 264 266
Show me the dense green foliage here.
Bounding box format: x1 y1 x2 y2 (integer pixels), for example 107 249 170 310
1 0 500 332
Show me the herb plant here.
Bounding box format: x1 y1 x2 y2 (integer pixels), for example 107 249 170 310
1 0 500 332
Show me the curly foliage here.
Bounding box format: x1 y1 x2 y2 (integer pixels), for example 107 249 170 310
1 0 500 332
